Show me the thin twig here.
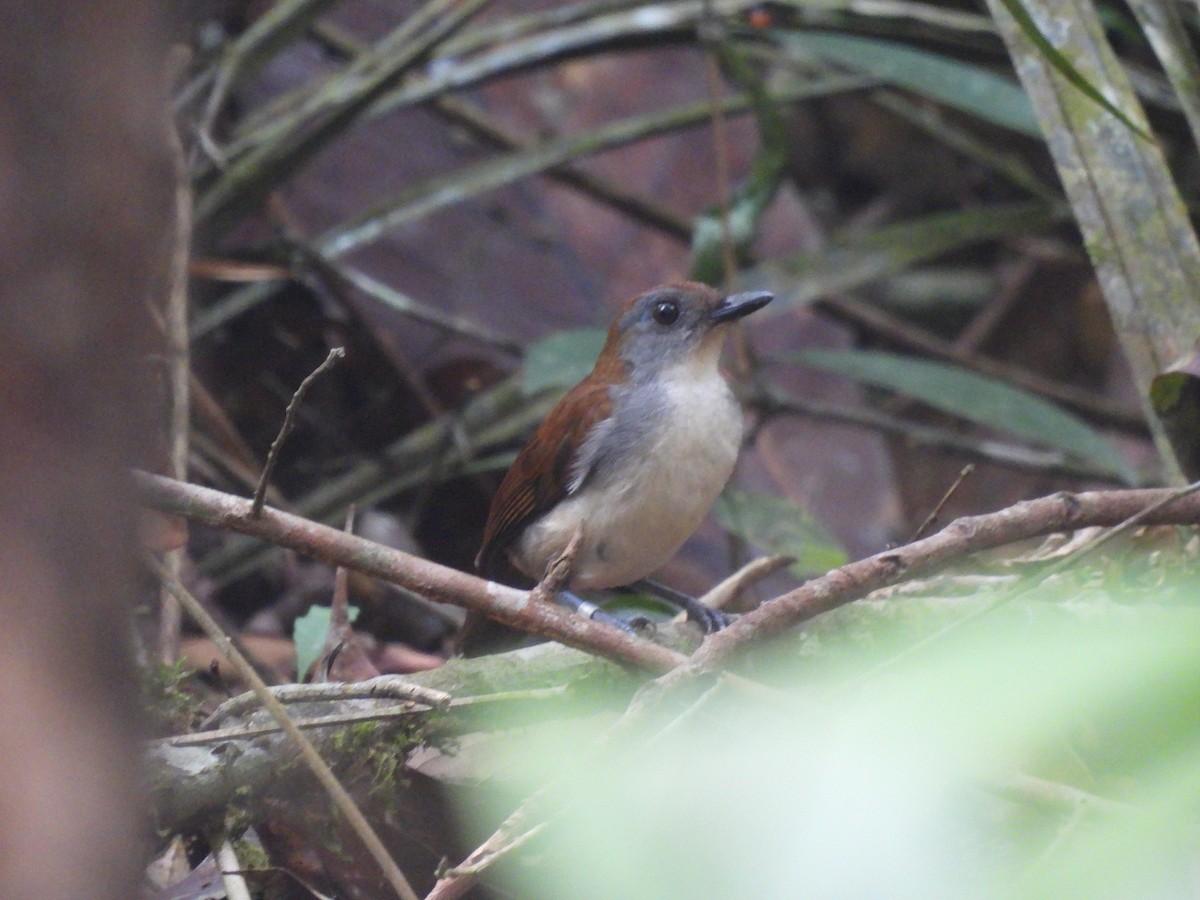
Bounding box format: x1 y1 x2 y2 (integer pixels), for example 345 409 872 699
205 675 452 727
427 804 546 900
166 687 566 748
158 86 194 665
168 704 438 747
431 94 695 243
952 255 1040 352
145 553 421 900
139 471 1200 679
694 554 793 612
251 346 344 518
908 464 975 543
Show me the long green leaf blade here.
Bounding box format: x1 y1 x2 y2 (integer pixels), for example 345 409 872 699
773 31 1041 136
792 349 1134 482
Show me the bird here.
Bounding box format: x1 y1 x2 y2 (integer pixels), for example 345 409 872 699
475 281 772 634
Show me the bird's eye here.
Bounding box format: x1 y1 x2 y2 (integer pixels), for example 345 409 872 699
651 299 680 326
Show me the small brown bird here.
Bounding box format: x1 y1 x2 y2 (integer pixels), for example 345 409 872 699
476 281 772 631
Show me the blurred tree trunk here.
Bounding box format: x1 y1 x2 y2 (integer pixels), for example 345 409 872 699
0 5 170 897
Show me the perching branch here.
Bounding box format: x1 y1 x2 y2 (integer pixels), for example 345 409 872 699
691 484 1200 671
137 472 1200 680
134 471 688 674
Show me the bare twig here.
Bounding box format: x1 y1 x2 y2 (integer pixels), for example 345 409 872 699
251 347 344 518
908 464 975 543
426 803 545 900
205 675 452 727
952 256 1040 352
145 553 421 900
168 703 439 747
136 472 688 673
431 95 695 243
694 554 793 612
140 471 1200 680
167 687 564 748
855 480 1200 682
158 90 194 665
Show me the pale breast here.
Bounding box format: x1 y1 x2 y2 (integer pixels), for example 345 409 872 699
514 365 743 589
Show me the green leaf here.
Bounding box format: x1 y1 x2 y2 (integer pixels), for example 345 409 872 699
293 603 359 681
523 328 605 395
714 489 847 578
472 583 1200 899
774 31 1041 137
793 349 1133 482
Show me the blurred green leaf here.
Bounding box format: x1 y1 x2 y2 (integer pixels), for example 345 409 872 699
792 349 1133 483
773 31 1041 136
523 328 606 395
715 489 847 577
466 569 1200 899
293 603 359 681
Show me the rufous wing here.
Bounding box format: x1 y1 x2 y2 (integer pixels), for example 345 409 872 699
475 372 613 580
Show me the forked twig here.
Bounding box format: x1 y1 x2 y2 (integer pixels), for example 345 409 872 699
251 347 344 517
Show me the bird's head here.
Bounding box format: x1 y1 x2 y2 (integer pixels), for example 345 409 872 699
598 282 773 381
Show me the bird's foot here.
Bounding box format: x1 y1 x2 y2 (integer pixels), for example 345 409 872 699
629 579 730 634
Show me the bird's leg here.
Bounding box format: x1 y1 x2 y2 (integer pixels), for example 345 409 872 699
628 578 730 634
531 527 637 636
529 525 584 604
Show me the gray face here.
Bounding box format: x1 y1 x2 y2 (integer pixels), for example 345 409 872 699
613 287 717 377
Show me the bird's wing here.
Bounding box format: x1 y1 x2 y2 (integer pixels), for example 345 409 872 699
475 373 612 578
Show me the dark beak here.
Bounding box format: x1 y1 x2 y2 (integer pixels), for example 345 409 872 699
709 290 773 324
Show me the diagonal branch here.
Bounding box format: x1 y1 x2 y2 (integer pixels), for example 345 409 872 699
690 486 1200 671
133 471 686 674
147 553 421 900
